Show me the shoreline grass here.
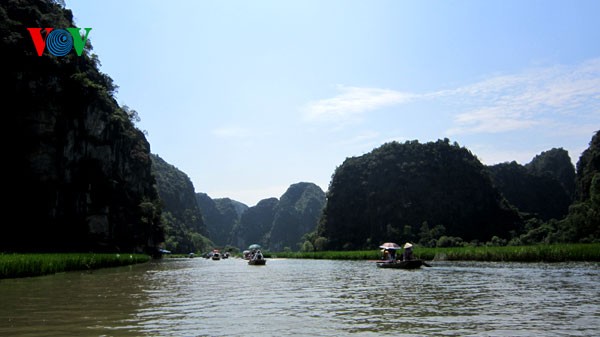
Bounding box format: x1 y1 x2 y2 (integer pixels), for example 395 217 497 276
0 253 150 279
272 243 600 262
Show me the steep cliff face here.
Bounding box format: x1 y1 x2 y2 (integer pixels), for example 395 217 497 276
2 0 163 252
488 160 572 221
525 148 576 199
225 183 325 251
151 155 210 253
268 182 325 251
196 193 248 246
230 198 278 249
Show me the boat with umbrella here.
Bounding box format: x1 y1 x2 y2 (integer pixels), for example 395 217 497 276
376 242 431 269
247 244 266 265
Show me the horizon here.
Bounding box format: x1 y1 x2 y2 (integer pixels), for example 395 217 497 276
65 0 600 206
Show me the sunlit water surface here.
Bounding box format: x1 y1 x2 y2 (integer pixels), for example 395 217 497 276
1 258 598 336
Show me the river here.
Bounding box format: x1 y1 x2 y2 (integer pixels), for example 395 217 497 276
0 258 598 336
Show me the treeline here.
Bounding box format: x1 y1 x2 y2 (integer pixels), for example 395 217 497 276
312 132 600 250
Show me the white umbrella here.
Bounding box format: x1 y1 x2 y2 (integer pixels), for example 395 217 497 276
379 242 401 250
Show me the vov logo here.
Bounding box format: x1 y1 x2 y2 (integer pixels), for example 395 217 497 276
27 28 92 56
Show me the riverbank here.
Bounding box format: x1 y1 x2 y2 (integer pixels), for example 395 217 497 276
0 253 150 279
272 243 600 262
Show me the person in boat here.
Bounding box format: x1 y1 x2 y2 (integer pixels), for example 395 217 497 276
402 242 414 261
253 250 263 260
389 249 397 261
382 249 389 260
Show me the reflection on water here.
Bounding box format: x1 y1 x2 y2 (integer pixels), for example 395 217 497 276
0 259 598 336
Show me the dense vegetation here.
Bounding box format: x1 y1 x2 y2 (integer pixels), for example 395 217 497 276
1 0 163 253
196 193 248 246
0 253 150 279
502 132 599 245
312 133 599 251
488 149 575 221
317 139 521 250
269 183 326 251
525 148 576 198
558 130 600 242
228 183 326 251
151 154 212 253
273 243 600 262
230 198 278 249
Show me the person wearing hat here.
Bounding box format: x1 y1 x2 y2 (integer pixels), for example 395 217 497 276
402 242 414 261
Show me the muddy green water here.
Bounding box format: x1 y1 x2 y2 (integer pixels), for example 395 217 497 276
0 258 598 336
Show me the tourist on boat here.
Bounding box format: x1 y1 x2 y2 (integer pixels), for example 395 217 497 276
382 249 389 260
389 249 397 261
253 250 263 260
402 242 414 261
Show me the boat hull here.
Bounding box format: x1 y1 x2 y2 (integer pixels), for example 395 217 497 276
248 259 266 265
376 260 424 269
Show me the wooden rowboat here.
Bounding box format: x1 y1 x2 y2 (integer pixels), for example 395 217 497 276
376 259 429 269
248 259 266 265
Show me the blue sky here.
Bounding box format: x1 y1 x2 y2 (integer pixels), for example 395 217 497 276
65 0 600 206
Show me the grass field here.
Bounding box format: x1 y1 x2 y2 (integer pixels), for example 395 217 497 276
0 253 150 279
273 243 600 262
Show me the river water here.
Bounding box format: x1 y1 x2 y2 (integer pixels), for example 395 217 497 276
0 258 598 336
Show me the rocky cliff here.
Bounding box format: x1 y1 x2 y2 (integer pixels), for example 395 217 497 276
151 154 210 253
268 182 325 251
196 193 248 246
1 0 163 252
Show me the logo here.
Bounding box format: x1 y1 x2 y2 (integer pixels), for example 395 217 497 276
27 27 92 57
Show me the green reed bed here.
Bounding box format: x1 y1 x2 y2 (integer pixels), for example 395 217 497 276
0 253 150 279
274 243 600 262
417 243 600 262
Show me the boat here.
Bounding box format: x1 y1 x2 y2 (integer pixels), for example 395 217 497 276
376 259 429 269
248 249 266 265
242 250 251 260
211 249 221 260
248 258 266 265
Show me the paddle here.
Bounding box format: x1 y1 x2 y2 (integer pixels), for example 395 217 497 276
421 260 432 267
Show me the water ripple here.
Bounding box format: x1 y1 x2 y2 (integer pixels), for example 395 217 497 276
1 259 598 336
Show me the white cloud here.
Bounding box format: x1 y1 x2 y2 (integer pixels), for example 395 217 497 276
303 58 600 136
444 59 600 135
303 85 415 122
446 106 543 135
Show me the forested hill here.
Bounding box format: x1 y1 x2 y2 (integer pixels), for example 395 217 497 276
487 148 574 221
230 198 279 250
196 193 248 247
269 182 326 251
1 0 163 252
560 130 600 242
151 154 211 253
317 139 522 250
526 148 576 199
575 130 600 202
228 182 326 251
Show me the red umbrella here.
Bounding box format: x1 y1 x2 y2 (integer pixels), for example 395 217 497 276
379 242 401 250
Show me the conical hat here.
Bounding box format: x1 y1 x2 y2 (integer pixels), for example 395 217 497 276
404 242 413 249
